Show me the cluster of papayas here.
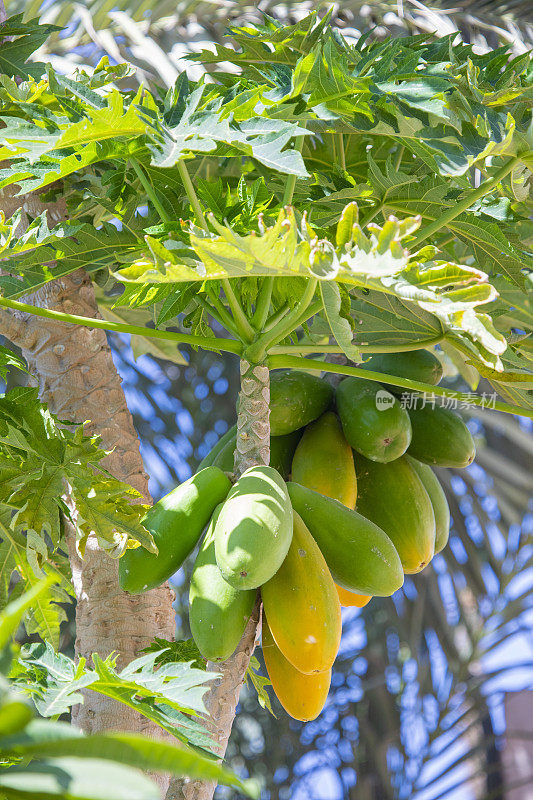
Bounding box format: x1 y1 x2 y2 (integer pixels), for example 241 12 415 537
118 353 471 722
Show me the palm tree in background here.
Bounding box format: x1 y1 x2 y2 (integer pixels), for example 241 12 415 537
5 1 533 797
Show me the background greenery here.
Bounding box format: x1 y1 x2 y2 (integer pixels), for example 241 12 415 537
6 1 533 798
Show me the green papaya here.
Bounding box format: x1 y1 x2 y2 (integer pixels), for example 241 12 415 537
360 350 443 391
197 424 237 470
189 506 256 662
407 403 476 468
270 430 302 478
270 370 334 435
211 436 235 472
119 466 231 594
214 466 293 589
336 377 412 462
355 456 435 574
406 456 450 554
212 429 302 479
291 411 357 508
287 482 404 596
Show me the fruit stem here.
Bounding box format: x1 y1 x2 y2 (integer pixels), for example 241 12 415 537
268 354 533 419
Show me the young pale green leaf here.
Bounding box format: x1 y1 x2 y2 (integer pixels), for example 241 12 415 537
115 206 416 286
17 645 217 751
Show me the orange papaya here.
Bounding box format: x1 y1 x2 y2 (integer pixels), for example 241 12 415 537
262 616 330 722
261 511 341 674
291 412 357 508
335 585 371 608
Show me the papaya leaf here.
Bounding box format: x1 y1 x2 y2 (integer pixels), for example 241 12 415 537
320 282 360 362
0 720 259 798
0 756 161 800
0 346 27 379
0 389 155 636
140 638 207 670
17 644 218 751
0 15 60 80
244 656 275 717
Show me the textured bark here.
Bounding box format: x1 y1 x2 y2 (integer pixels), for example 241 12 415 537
0 183 175 792
167 360 269 800
233 360 270 473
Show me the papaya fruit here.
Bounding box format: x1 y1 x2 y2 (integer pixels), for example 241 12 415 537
336 377 412 462
291 412 357 508
119 466 231 594
197 424 237 470
287 482 404 596
262 616 331 721
360 350 443 390
214 466 293 590
355 455 435 574
335 585 371 608
212 429 302 479
270 370 334 435
261 511 341 674
269 430 302 478
189 506 256 662
406 456 450 554
407 403 476 468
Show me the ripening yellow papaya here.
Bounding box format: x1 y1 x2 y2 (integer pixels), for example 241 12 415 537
262 616 330 721
291 412 357 508
261 511 341 674
335 585 371 608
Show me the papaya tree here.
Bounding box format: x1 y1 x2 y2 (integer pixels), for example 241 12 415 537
0 9 532 800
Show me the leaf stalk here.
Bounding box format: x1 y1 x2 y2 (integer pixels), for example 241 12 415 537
268 354 532 419
0 297 242 355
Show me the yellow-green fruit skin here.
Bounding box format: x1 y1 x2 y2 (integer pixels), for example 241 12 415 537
269 370 334 435
287 482 404 596
189 506 256 662
291 412 357 508
336 377 412 462
214 466 293 590
336 585 371 607
262 616 331 722
261 511 341 674
355 456 436 574
406 456 450 554
407 404 476 468
119 466 232 594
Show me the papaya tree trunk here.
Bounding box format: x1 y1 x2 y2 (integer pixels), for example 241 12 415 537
167 359 269 800
0 174 175 790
